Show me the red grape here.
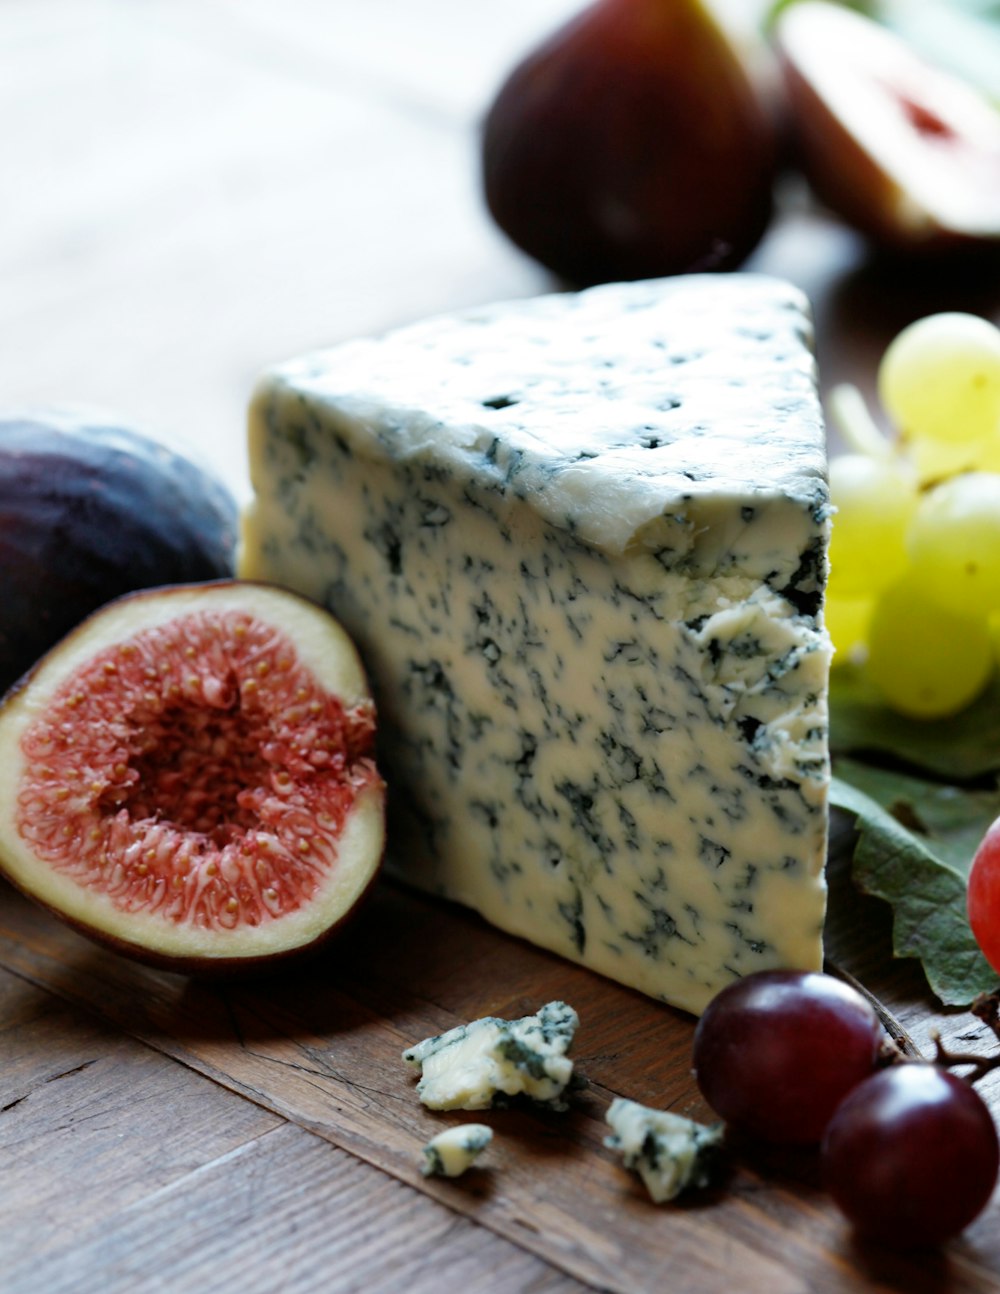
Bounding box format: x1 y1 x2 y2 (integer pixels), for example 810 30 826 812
822 1064 999 1248
968 816 1000 974
692 970 885 1144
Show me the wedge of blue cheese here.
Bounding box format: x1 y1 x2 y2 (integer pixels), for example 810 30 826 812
420 1124 493 1178
604 1097 724 1203
403 1000 579 1111
241 273 832 1015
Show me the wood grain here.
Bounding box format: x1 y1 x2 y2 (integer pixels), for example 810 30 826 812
3 846 1000 1294
0 965 585 1294
1 968 282 1273
29 1125 585 1294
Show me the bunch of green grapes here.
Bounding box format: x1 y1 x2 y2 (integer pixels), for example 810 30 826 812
826 312 1000 719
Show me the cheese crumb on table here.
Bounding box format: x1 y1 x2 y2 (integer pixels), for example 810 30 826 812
420 1124 493 1178
403 1001 579 1111
604 1097 725 1203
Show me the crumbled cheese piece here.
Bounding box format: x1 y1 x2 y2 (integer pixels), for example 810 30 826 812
604 1097 725 1203
403 1001 579 1111
420 1124 493 1178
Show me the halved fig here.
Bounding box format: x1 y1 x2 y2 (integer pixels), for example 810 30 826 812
774 1 1000 252
0 581 385 972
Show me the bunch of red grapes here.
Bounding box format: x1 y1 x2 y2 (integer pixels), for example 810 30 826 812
693 970 1000 1249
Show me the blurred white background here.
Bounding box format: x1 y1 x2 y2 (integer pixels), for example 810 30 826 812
0 0 584 494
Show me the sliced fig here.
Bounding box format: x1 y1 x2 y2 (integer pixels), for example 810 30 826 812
0 412 238 694
0 581 385 972
774 1 1000 252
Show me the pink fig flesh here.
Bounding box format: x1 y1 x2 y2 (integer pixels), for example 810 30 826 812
774 1 1000 252
0 581 385 972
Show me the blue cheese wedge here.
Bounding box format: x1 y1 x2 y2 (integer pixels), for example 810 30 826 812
420 1124 493 1178
604 1097 724 1203
403 1000 578 1111
241 273 832 1015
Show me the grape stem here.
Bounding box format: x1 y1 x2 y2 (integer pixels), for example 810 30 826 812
826 384 895 460
824 959 925 1060
930 990 1000 1085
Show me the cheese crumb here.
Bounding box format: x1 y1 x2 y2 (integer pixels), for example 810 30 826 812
420 1124 493 1178
403 1001 579 1111
604 1097 724 1203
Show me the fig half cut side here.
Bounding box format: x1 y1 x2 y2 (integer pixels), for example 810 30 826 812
774 1 1000 252
0 581 386 973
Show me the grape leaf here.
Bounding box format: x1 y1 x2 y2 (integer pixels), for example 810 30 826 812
830 760 1000 1007
830 666 1000 782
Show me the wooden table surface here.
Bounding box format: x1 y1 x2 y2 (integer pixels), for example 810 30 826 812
3 4 1000 1292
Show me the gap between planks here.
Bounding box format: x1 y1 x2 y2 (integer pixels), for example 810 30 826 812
0 884 818 1294
6 878 993 1294
0 961 587 1294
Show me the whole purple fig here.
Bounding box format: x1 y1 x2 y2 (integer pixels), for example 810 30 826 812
482 0 777 285
0 412 237 692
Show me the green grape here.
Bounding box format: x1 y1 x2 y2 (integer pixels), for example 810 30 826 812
991 611 1000 665
878 312 1000 447
907 472 1000 618
964 431 1000 476
866 576 994 719
824 593 872 665
909 432 998 488
827 454 917 598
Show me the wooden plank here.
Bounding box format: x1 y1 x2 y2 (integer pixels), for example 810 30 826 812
0 967 584 1294
13 1120 582 1294
1 968 282 1271
3 852 999 1293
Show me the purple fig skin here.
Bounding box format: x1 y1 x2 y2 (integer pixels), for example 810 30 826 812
0 414 238 694
481 0 777 286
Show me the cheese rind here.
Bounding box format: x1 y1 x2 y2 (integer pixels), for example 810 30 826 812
241 274 832 1015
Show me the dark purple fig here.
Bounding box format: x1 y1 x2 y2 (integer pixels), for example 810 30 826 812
0 413 238 693
481 0 777 285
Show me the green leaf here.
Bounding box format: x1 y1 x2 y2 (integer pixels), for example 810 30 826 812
830 666 1000 783
830 761 1000 1007
762 0 875 31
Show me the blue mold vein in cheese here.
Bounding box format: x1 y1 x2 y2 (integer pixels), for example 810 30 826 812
240 273 832 1015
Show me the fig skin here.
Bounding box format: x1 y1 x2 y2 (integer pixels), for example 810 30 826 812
0 413 239 695
0 580 386 975
481 0 777 285
773 2 1000 255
